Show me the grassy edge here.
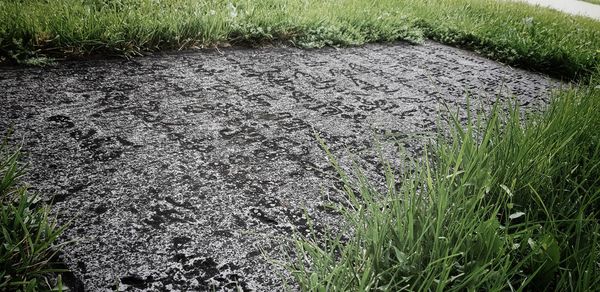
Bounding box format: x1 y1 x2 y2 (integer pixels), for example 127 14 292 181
289 83 600 290
0 139 69 291
0 0 599 80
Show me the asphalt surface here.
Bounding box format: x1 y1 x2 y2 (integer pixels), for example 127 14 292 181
0 41 557 291
513 0 600 20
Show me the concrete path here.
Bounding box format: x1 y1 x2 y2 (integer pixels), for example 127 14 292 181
513 0 600 20
0 42 557 291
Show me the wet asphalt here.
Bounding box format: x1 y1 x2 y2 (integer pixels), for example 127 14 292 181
513 0 600 20
0 41 558 291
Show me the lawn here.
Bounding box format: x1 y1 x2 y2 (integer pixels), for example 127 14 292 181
1 0 599 79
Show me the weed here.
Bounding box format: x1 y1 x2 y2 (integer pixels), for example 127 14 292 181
0 139 69 291
291 84 600 290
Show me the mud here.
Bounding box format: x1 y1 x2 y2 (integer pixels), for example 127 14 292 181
0 41 558 291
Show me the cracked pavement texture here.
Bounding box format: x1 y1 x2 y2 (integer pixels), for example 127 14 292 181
0 41 557 291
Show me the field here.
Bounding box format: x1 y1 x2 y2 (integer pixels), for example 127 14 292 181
1 0 599 290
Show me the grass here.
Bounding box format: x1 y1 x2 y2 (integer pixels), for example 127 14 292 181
290 84 600 291
0 139 68 291
0 0 599 79
582 0 600 5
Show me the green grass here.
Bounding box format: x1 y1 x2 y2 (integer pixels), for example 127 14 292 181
1 0 599 79
290 84 600 291
582 0 600 5
0 140 68 291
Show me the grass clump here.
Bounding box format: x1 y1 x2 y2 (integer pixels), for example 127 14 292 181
0 141 68 291
291 85 600 291
1 0 599 79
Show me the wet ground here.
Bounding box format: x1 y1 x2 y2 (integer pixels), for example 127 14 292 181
0 41 557 291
